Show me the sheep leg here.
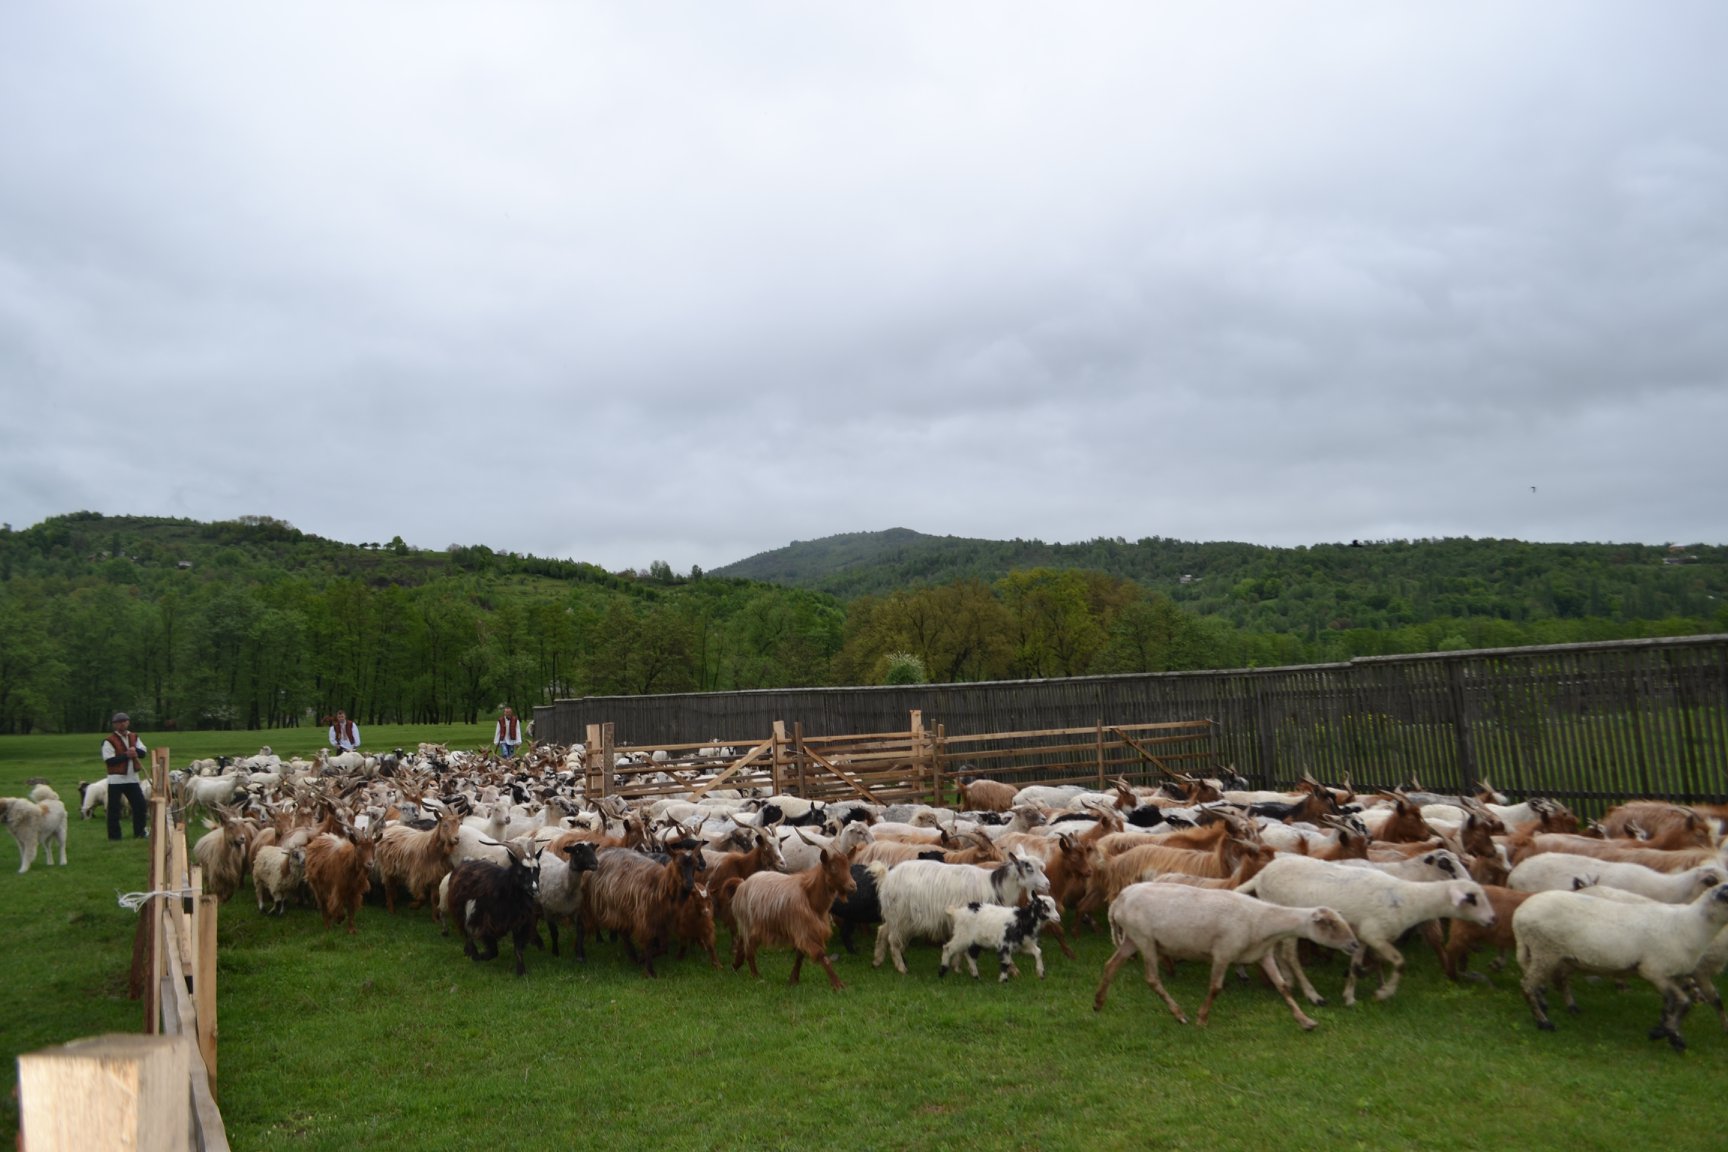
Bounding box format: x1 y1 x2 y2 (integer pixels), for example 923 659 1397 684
743 942 761 980
1368 939 1407 1002
1026 939 1046 979
1688 973 1727 1031
964 944 982 979
1092 936 1140 1011
1647 978 1692 1052
1139 940 1188 1024
477 934 500 961
730 932 748 973
788 951 804 985
382 880 398 914
1521 958 1558 1031
936 939 962 978
1278 939 1327 1006
872 923 890 969
546 918 561 957
996 946 1014 983
1259 954 1319 1030
1196 958 1235 1027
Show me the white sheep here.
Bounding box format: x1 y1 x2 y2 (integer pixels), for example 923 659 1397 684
1334 848 1468 883
252 845 306 915
871 852 1051 975
1094 882 1360 1030
1514 883 1728 1051
1507 856 1724 903
938 895 1063 981
1012 784 1087 809
1238 855 1494 1006
77 777 153 821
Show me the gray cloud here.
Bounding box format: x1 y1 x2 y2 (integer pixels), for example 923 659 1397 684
3 2 1726 572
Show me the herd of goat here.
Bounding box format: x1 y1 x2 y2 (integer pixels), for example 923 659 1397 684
53 741 1728 1052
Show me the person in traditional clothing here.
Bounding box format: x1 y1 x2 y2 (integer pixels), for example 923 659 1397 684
494 706 524 759
101 712 149 840
328 709 361 752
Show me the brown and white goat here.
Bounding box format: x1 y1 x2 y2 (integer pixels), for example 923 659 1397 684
726 845 858 989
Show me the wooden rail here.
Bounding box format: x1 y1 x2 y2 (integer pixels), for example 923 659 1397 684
574 711 1218 805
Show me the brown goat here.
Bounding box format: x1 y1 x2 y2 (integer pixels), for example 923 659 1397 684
303 827 377 934
1427 884 1536 982
959 776 1019 813
1598 801 1715 850
1370 793 1437 843
375 814 462 914
582 845 705 977
726 846 858 989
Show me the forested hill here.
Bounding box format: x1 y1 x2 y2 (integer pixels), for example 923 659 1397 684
2 512 1723 736
713 529 1727 626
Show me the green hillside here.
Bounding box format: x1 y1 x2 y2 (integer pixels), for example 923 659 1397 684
3 513 1722 735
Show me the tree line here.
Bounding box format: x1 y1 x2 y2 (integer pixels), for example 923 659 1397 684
0 513 1720 734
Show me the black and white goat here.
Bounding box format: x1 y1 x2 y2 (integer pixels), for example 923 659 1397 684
446 842 545 976
938 895 1063 981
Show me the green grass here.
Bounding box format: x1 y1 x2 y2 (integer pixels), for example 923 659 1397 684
3 728 1723 1151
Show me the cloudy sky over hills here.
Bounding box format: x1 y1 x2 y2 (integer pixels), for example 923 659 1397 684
3 3 1724 571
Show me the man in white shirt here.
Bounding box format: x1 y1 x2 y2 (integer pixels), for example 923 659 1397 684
328 709 361 753
495 707 523 759
101 711 149 840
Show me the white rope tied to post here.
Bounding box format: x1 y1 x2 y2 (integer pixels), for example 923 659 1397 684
117 889 193 913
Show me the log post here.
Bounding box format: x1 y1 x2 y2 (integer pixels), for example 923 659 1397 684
909 710 926 802
17 1034 191 1152
771 721 788 795
598 723 615 798
932 723 948 807
584 724 602 796
195 893 220 1102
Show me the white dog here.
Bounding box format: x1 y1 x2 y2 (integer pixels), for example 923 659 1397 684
4 784 69 873
32 783 68 868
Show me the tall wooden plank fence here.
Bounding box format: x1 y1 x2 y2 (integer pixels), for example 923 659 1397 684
538 634 1728 813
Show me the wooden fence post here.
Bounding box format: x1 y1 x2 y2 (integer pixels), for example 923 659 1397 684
584 725 601 795
17 1034 191 1152
195 893 219 1102
1447 658 1480 794
909 710 925 800
598 723 615 797
932 723 947 806
793 722 809 795
1096 719 1105 789
772 721 788 795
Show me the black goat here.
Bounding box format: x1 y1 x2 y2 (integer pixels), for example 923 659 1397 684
447 843 544 976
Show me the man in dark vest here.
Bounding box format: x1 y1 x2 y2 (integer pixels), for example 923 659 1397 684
328 709 361 753
494 707 523 759
101 712 149 840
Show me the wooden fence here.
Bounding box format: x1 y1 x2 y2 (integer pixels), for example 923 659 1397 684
16 749 230 1152
577 712 1220 806
539 634 1728 814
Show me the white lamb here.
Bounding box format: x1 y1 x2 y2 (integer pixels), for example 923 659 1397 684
1514 883 1728 1051
871 852 1051 975
938 895 1063 981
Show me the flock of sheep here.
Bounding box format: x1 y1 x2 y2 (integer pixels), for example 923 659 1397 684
60 742 1728 1053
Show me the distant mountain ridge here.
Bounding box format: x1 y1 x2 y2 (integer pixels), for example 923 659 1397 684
711 528 1727 629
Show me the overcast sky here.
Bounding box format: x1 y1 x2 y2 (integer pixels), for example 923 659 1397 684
2 3 1725 573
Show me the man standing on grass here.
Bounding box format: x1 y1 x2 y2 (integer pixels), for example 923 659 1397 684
328 709 361 753
101 712 149 840
495 706 523 759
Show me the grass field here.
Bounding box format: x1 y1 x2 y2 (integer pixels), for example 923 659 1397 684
2 728 1722 1151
